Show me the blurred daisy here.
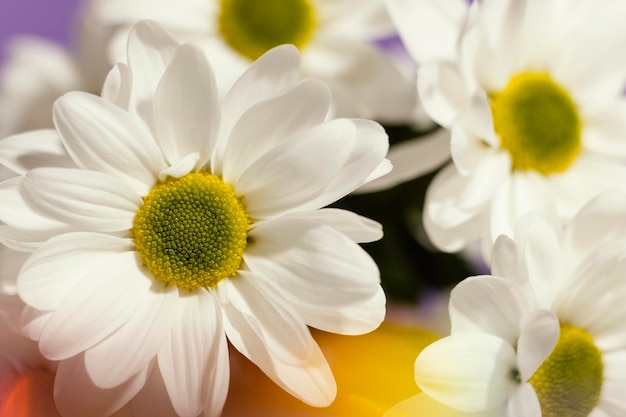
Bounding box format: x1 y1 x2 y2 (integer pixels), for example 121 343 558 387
386 0 626 254
86 0 415 121
0 8 112 141
0 21 388 417
385 191 626 416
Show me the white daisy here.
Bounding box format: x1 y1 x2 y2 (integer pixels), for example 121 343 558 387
0 21 388 417
86 0 415 121
385 0 626 255
384 191 626 417
0 9 112 142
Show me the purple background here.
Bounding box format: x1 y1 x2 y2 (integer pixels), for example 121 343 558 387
0 0 82 66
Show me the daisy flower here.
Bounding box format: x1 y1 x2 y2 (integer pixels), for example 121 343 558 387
86 0 415 121
384 191 626 416
385 0 626 254
0 8 113 141
0 21 389 417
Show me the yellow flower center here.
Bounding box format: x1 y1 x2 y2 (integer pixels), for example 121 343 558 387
490 72 582 174
218 0 316 61
133 172 250 291
528 324 603 417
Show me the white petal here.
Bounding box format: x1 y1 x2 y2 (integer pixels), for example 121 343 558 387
489 235 525 284
154 43 220 169
0 129 74 176
489 172 559 246
548 154 626 220
450 276 531 346
101 63 131 109
220 275 336 406
158 291 229 417
22 168 140 232
417 62 469 128
235 119 356 218
505 383 542 417
515 212 562 308
516 309 559 382
220 78 330 182
54 354 149 417
215 45 301 164
85 286 178 389
38 251 151 360
414 332 517 412
305 119 390 210
125 21 179 127
246 218 384 334
281 208 383 243
18 233 134 311
357 128 451 193
53 92 164 194
386 0 468 63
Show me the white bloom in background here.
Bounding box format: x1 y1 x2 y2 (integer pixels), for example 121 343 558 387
86 0 415 121
0 21 388 417
385 191 626 417
0 8 113 143
386 0 626 255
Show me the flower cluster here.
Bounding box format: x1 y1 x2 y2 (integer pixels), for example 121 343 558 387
0 0 625 416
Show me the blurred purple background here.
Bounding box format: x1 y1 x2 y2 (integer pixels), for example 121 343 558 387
0 0 82 66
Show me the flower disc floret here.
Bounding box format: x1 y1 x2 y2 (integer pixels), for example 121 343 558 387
490 72 582 174
219 0 316 61
133 172 250 291
529 324 603 417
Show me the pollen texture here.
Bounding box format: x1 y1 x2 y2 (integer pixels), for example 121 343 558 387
490 72 582 175
529 324 603 417
133 172 250 291
219 0 316 60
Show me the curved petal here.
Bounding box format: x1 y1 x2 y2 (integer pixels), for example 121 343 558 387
516 309 559 382
303 119 390 210
245 218 383 335
414 332 517 412
215 45 301 164
220 78 331 182
489 172 558 246
85 286 178 389
450 276 531 346
0 129 74 176
220 275 336 407
38 251 151 360
563 191 626 264
280 208 383 243
125 21 179 128
22 168 140 232
505 382 541 417
53 92 164 195
158 290 229 417
153 43 220 169
489 235 526 284
357 128 451 193
18 233 134 312
514 212 562 308
235 119 356 219
417 62 469 128
101 63 131 109
54 354 149 417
